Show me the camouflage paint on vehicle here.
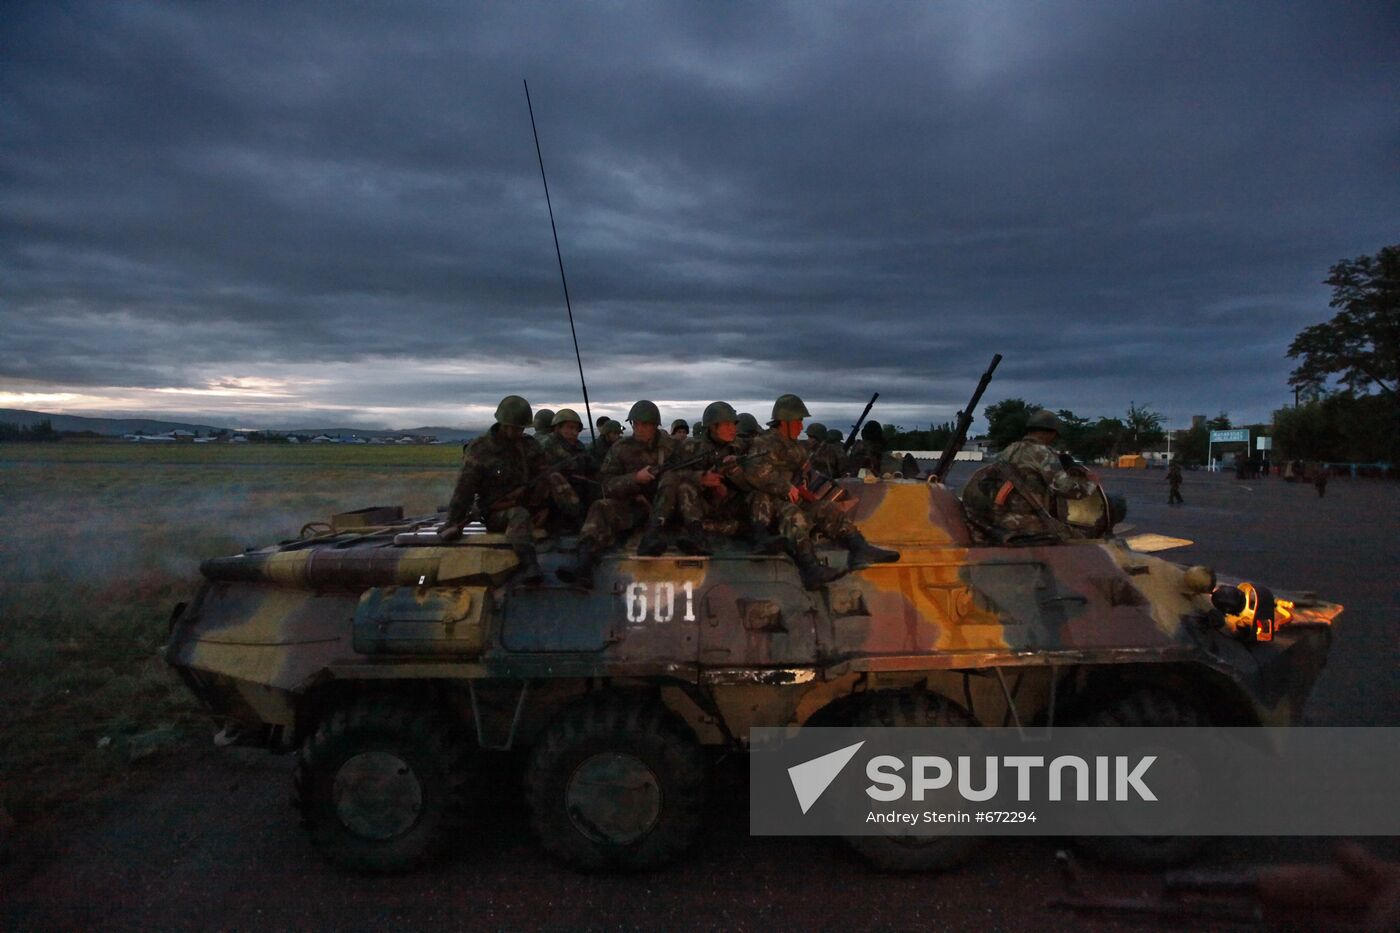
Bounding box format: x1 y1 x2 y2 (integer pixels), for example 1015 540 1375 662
166 479 1339 751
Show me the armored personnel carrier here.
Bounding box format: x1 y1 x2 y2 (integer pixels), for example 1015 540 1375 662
165 482 1339 873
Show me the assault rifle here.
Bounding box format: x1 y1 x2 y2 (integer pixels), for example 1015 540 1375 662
931 353 1002 484
646 447 763 480
843 393 880 453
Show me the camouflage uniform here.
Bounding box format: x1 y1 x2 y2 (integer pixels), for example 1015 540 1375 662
445 425 579 546
540 431 598 513
593 421 622 460
993 437 1097 535
846 439 886 475
578 431 682 549
660 430 754 535
743 429 856 546
810 438 847 478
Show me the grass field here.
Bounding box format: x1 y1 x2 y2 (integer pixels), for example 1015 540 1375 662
0 442 460 828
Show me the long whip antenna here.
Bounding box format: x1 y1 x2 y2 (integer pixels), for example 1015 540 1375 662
524 79 595 445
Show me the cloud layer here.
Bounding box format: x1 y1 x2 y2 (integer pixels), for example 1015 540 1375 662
3 1 1397 431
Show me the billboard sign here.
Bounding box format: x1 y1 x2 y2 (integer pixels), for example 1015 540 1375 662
1209 429 1249 443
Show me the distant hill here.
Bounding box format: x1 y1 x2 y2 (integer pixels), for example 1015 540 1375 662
285 426 479 442
0 408 228 436
0 408 479 441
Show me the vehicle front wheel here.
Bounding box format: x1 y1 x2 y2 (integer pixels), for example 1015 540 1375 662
525 694 707 872
294 696 471 872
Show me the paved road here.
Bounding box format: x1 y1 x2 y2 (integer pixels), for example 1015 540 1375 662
5 468 1397 931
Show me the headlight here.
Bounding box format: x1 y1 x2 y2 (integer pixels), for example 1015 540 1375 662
1211 583 1293 642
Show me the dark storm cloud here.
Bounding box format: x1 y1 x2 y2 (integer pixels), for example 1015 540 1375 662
2 0 1397 429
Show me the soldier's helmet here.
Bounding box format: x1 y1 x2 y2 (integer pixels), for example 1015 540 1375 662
601 419 623 437
702 401 738 428
551 408 583 428
671 419 690 433
532 409 556 433
1027 409 1062 434
861 420 883 443
627 400 661 424
770 393 810 422
494 395 533 427
826 428 844 444
805 422 828 439
737 413 761 436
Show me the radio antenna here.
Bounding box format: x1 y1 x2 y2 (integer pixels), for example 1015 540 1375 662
524 79 595 444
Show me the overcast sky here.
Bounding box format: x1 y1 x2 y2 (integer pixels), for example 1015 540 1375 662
2 1 1396 433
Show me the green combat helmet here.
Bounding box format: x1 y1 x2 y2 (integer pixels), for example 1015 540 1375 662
1028 409 1062 434
627 400 661 424
494 395 533 427
737 412 760 437
551 408 583 427
701 401 738 428
671 419 690 433
533 409 556 434
600 419 623 438
826 428 844 444
771 393 810 422
805 422 828 440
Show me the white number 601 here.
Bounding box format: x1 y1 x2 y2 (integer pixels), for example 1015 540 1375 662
625 581 696 623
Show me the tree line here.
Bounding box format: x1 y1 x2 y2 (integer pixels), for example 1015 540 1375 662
0 419 60 442
1280 243 1399 464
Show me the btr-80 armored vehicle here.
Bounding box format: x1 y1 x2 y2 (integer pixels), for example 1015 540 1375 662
165 481 1339 873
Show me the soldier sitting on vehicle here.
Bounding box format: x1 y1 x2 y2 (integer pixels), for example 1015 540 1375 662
961 409 1099 543
437 395 581 583
804 422 847 480
653 401 756 543
557 400 688 588
744 394 900 588
846 420 887 476
538 408 598 521
531 408 556 440
593 417 623 459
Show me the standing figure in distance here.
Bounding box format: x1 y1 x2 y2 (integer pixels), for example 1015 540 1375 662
1167 460 1184 506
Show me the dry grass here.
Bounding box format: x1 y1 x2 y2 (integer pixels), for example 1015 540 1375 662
0 442 457 824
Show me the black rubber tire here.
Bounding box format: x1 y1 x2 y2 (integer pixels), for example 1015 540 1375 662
293 696 471 873
1073 688 1211 868
525 694 707 872
843 690 985 873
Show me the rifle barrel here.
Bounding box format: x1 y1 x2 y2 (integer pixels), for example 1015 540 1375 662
932 354 1002 483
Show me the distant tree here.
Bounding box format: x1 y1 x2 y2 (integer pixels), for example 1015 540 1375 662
984 398 1040 450
1288 244 1399 402
1054 410 1094 460
1207 412 1232 431
1125 402 1166 451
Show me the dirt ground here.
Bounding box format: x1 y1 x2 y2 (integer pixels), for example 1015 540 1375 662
3 466 1397 931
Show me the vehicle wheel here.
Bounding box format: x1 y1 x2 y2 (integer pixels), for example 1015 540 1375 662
525 694 707 872
1073 688 1210 868
294 696 471 872
843 690 984 872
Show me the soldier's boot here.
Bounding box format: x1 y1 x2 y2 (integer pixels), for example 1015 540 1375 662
512 543 544 585
839 530 901 570
676 521 713 556
637 520 669 557
556 539 598 588
749 522 785 555
793 539 845 590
